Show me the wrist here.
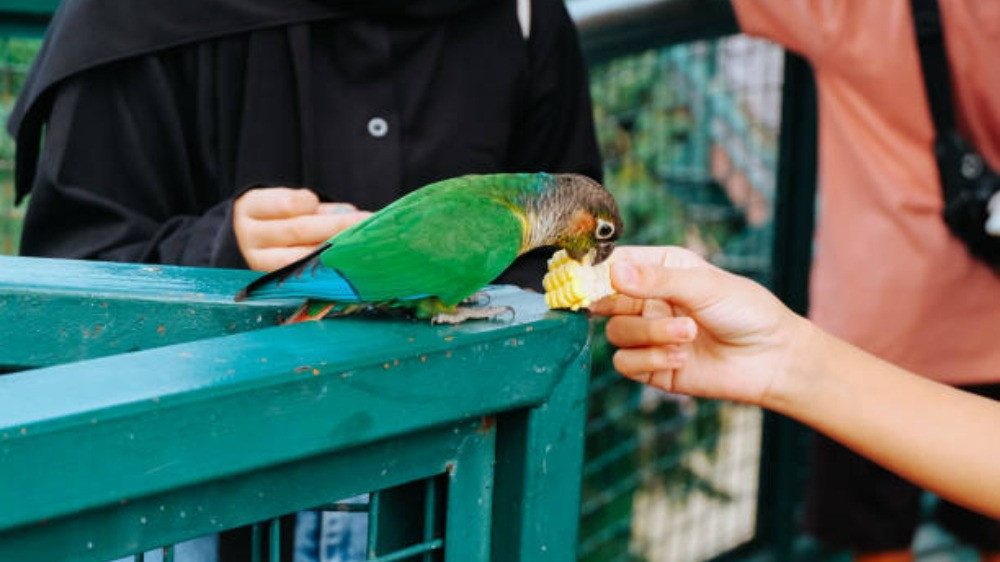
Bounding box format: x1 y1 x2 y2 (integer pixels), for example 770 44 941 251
758 312 828 416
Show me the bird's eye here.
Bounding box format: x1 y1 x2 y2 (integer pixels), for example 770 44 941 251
595 219 615 240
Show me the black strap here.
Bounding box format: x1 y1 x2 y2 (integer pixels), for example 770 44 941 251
910 0 956 135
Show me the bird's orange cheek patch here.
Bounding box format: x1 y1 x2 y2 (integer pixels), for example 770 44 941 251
569 209 596 236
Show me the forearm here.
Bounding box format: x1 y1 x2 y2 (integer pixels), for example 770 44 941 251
769 321 1000 518
21 187 245 268
19 57 247 269
147 203 247 268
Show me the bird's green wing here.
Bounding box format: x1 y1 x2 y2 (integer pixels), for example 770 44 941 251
320 191 524 306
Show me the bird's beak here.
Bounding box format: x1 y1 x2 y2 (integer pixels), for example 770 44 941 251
593 242 614 265
567 246 589 261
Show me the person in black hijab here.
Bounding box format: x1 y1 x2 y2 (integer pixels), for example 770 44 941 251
9 0 601 560
10 0 601 289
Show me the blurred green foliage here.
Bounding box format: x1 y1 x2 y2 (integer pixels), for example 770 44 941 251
0 37 39 256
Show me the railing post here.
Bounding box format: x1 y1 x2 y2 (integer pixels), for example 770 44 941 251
492 335 592 561
757 52 819 561
443 425 496 561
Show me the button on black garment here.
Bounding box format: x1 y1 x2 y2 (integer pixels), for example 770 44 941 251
367 117 389 138
14 0 602 289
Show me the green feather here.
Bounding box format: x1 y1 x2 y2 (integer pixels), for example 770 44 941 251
319 173 547 306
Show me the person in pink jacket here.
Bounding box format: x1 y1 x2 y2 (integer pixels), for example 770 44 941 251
730 1 1000 561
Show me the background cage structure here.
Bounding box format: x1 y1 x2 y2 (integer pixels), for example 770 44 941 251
0 1 828 561
578 33 784 562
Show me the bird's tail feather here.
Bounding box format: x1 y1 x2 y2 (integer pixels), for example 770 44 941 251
282 302 336 324
235 242 334 302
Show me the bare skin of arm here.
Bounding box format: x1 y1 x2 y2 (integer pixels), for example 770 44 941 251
591 246 1000 519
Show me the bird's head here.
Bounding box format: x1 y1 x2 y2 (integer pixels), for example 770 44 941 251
531 174 623 265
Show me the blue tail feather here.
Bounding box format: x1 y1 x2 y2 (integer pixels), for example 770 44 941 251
246 266 362 301
235 243 362 302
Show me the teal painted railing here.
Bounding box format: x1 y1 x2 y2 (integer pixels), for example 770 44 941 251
0 256 591 561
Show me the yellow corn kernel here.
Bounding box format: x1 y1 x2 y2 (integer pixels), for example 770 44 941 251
543 249 616 311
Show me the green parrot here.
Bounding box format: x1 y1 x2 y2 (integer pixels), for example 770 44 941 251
235 172 622 323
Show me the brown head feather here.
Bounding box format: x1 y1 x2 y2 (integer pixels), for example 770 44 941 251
523 174 623 263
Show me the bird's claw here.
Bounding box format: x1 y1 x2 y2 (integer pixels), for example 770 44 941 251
431 305 515 324
461 291 492 307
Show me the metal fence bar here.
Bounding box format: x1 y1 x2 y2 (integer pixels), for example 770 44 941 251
492 341 591 561
367 492 381 559
442 424 496 562
370 540 444 562
572 0 738 63
0 256 297 369
0 328 560 530
0 0 53 37
583 415 691 478
578 518 633 559
0 0 59 15
751 52 819 562
423 478 438 562
268 518 281 562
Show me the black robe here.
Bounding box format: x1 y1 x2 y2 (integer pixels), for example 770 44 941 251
11 0 601 289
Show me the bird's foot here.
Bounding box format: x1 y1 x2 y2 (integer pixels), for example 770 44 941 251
431 305 515 324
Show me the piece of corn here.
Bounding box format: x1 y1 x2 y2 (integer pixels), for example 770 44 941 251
543 249 616 311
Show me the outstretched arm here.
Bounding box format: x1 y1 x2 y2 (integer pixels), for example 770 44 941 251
591 246 1000 518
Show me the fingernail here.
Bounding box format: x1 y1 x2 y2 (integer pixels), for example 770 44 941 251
319 203 356 215
613 261 638 288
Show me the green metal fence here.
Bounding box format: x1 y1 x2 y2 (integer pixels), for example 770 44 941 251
0 257 591 561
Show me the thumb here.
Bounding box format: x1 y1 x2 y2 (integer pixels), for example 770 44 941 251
611 260 723 312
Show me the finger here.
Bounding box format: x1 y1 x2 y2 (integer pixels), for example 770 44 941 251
647 370 679 393
589 292 679 318
613 346 687 377
324 211 372 236
611 246 706 269
611 261 726 311
252 212 370 247
616 369 680 394
589 294 646 316
238 188 321 219
641 297 675 319
609 246 672 265
245 246 319 272
606 316 697 348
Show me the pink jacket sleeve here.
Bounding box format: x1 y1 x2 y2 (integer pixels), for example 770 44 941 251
732 0 846 62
